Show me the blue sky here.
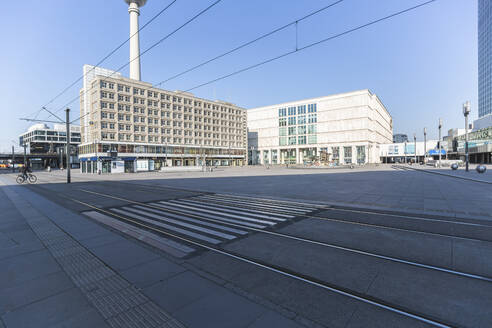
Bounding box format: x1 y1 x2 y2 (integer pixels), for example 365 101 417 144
0 0 477 151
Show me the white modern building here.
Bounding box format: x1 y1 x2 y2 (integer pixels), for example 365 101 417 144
247 90 393 165
379 140 440 163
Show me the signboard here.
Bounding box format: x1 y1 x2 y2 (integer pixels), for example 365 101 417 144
456 127 492 141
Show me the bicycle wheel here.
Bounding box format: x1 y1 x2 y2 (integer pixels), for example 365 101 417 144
16 176 25 184
28 174 37 183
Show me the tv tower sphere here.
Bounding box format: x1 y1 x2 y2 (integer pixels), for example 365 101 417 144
124 0 147 80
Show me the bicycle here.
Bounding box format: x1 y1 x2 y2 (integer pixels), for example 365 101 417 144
16 173 37 184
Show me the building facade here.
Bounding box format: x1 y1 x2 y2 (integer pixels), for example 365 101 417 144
247 90 393 165
393 133 408 143
78 66 247 173
479 0 492 118
19 123 81 169
380 140 440 163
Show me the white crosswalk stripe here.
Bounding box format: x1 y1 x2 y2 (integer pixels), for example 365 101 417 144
84 194 321 257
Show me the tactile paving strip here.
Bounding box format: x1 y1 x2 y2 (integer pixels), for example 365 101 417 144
5 189 185 328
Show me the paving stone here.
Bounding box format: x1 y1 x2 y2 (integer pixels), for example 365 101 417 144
1 288 93 328
0 271 74 315
0 249 61 291
121 257 186 288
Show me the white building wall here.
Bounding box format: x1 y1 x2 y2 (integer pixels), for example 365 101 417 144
248 90 393 165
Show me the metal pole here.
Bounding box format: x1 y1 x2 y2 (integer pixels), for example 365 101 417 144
423 128 427 163
414 133 417 164
23 143 27 168
65 108 71 183
438 118 442 168
404 141 407 164
463 101 470 172
11 145 15 173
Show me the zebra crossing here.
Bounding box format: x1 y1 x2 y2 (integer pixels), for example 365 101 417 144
82 194 323 258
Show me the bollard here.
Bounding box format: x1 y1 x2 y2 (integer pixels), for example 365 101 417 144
476 165 487 174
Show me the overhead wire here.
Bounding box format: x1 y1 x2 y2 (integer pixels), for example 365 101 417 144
71 0 346 124
50 0 223 122
72 0 437 124
183 0 437 93
24 0 180 121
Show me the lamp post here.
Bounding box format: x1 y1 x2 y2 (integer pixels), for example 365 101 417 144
423 127 427 163
438 118 442 168
404 141 407 164
463 101 471 172
413 133 417 164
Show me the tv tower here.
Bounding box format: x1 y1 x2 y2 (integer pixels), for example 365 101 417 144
124 0 147 81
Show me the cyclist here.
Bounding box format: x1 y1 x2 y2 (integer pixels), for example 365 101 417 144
19 162 31 180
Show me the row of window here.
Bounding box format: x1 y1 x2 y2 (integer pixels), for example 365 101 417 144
100 80 243 114
279 125 317 136
279 135 317 145
279 114 317 126
99 101 243 121
278 103 317 117
99 132 244 147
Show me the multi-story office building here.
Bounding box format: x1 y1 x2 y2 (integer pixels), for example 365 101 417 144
78 65 247 173
247 90 393 165
476 0 492 129
19 123 81 154
19 123 81 169
393 134 409 143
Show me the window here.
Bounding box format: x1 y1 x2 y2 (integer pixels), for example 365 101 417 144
109 123 115 129
101 122 108 129
298 136 306 145
308 114 317 123
288 117 296 125
101 112 107 119
278 108 287 117
298 105 306 114
288 106 296 116
308 103 317 113
279 118 287 127
356 146 366 164
288 136 297 145
344 146 352 164
298 115 306 124
308 124 316 134
308 135 317 144
288 127 296 135
298 125 306 135
332 147 340 164
279 127 287 136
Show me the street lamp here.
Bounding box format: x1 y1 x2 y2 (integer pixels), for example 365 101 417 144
463 101 471 172
413 133 417 164
404 141 407 164
438 118 442 168
423 127 427 163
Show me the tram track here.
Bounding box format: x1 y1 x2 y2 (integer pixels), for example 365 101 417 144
17 176 492 327
67 193 453 328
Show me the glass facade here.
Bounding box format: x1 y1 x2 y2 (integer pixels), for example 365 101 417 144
479 0 492 117
344 146 352 164
278 103 317 147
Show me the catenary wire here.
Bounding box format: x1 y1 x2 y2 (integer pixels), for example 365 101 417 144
72 0 436 124
48 0 223 122
69 0 347 124
24 0 179 120
154 0 345 88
